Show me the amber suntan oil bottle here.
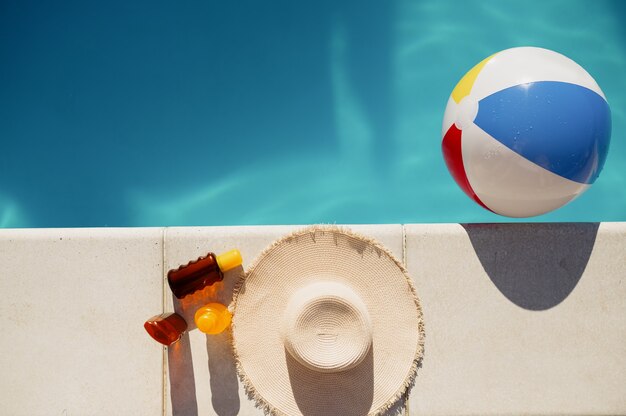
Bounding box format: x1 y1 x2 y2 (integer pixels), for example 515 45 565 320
167 249 242 299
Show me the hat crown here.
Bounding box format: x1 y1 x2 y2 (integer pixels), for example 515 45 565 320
281 281 372 373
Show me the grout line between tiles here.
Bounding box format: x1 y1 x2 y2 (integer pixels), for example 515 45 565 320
162 226 167 416
402 224 407 269
401 224 410 416
162 227 167 313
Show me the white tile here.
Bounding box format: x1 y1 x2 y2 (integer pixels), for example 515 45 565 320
163 224 404 416
405 223 626 415
0 228 164 416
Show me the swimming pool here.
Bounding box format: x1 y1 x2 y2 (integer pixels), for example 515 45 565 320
1 0 624 227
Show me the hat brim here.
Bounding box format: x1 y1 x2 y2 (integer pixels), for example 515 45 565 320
231 226 425 416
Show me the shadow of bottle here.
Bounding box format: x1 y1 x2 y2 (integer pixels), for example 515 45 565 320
167 331 198 416
207 331 240 416
461 223 599 311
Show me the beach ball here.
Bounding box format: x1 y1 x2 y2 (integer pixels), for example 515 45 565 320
442 47 611 217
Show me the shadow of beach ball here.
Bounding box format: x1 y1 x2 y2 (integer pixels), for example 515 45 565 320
442 47 611 218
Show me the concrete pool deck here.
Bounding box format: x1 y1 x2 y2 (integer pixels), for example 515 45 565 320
1 223 625 415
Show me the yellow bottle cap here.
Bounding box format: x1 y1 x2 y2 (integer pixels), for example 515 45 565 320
216 249 242 272
195 303 232 335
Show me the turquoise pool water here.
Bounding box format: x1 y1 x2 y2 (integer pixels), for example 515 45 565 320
1 0 625 227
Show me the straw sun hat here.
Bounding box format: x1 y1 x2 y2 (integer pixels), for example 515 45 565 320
231 226 425 416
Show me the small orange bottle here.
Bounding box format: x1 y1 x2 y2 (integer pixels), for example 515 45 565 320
195 303 232 335
168 249 242 299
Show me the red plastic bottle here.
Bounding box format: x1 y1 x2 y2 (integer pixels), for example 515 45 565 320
144 312 188 346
